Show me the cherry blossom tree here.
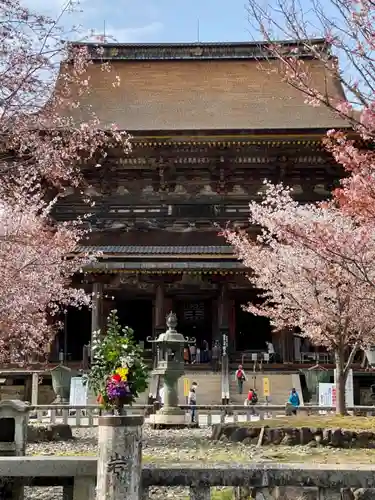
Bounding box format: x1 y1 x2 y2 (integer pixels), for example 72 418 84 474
223 183 375 413
247 0 375 224
0 191 92 364
0 0 130 363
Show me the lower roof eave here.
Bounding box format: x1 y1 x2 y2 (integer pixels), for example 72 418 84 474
82 260 246 273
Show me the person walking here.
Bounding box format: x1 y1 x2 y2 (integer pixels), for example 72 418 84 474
287 388 300 415
196 346 201 364
211 342 220 372
188 381 198 424
202 339 209 363
184 346 190 364
189 343 196 364
235 365 246 394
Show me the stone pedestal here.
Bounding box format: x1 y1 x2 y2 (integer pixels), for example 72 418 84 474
96 415 144 500
0 400 30 500
149 372 188 428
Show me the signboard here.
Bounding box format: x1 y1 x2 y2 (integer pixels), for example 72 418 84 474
184 302 204 322
222 333 228 357
251 353 258 362
183 378 190 397
334 369 354 407
319 383 335 407
263 377 270 397
69 377 88 407
332 386 337 407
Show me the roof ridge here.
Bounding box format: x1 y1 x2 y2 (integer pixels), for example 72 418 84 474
67 38 329 62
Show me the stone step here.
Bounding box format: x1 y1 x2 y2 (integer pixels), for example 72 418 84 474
135 372 223 405
177 373 222 405
229 372 303 406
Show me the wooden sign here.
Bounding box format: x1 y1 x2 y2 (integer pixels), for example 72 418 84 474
263 377 270 397
183 378 190 397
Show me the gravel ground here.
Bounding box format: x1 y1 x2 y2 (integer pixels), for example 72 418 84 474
22 426 375 499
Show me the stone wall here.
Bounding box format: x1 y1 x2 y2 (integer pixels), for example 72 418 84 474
212 423 375 448
142 464 375 500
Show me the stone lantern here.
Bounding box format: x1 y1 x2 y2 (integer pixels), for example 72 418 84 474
50 364 72 404
147 312 195 427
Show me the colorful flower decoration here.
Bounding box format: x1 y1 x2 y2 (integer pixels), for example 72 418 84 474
84 310 148 411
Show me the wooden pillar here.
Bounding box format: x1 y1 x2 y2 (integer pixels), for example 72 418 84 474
212 298 218 345
229 299 236 354
281 329 293 363
154 284 165 336
91 282 104 347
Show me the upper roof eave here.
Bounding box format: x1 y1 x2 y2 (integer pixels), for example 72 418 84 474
70 39 327 49
126 127 355 140
68 38 330 62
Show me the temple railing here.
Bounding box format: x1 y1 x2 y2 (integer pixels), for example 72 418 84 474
28 403 375 428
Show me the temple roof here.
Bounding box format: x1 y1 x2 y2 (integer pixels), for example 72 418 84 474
77 245 233 255
55 39 350 132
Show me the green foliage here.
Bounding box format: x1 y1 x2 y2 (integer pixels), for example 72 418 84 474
84 309 149 409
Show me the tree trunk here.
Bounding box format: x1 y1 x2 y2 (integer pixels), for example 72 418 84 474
334 348 347 415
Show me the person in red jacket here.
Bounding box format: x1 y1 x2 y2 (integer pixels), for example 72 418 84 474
247 388 258 405
235 365 246 394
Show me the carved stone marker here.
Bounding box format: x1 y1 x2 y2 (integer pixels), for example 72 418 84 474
96 415 144 500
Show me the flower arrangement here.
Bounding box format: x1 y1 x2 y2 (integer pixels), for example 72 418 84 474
85 309 149 412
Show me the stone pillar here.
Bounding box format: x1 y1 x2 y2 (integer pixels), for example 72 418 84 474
96 415 144 500
91 282 104 346
31 372 39 406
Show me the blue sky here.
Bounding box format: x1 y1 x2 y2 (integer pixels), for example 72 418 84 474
28 0 261 43
80 0 253 43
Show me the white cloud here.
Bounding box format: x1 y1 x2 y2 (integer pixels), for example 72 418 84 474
104 22 164 42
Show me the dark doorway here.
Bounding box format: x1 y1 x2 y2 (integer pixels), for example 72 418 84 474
65 306 91 361
116 299 153 342
175 300 212 348
235 300 272 352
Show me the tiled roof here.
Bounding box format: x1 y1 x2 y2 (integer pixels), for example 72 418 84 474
71 39 327 62
76 245 233 255
85 261 243 271
55 56 350 131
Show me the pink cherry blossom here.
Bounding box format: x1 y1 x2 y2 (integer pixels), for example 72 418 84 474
223 183 375 414
0 0 130 363
247 0 375 222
